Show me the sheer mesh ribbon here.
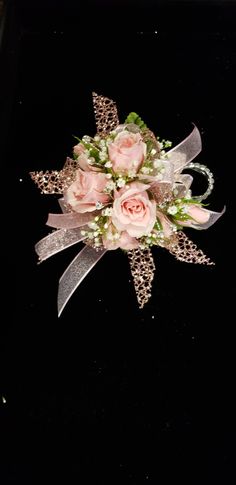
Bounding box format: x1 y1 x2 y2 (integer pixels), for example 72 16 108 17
58 246 107 317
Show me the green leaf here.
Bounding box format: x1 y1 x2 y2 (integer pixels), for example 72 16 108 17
173 213 194 221
175 223 184 230
73 135 82 143
155 217 163 231
125 112 147 130
181 197 201 205
89 147 100 161
146 139 156 152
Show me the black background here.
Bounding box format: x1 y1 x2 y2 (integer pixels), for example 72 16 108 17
0 1 235 483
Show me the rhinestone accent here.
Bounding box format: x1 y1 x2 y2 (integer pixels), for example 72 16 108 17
186 162 214 201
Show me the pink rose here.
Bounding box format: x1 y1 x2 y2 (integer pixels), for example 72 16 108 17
187 205 210 223
77 153 101 172
177 204 210 226
103 224 139 251
112 182 156 238
108 131 146 174
73 143 86 157
73 144 101 172
64 168 110 213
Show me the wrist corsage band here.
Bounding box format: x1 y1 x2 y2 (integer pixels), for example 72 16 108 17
30 93 224 316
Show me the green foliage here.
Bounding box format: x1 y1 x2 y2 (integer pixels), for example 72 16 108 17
181 197 201 205
155 218 163 231
125 112 147 130
73 135 82 143
173 212 194 222
89 147 100 162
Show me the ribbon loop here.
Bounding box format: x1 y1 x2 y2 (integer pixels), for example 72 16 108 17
167 125 202 173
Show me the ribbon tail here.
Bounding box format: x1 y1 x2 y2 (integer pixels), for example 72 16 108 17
58 245 107 317
30 157 78 194
167 231 215 265
127 248 155 308
92 92 120 136
35 227 87 261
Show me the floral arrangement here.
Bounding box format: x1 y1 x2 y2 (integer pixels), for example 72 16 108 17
31 93 224 316
65 121 208 249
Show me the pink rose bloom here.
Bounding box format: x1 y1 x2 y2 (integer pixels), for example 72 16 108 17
73 144 100 172
187 205 210 223
108 131 146 174
178 204 210 226
73 143 86 157
77 153 101 172
103 224 139 251
112 182 156 238
64 168 110 213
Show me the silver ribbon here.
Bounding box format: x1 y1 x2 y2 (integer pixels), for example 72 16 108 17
35 227 87 262
58 246 107 317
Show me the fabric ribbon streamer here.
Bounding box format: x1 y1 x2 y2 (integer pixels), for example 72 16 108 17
35 227 87 262
58 245 107 317
31 93 224 315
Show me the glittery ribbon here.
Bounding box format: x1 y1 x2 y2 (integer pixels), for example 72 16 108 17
35 227 87 261
46 211 97 229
